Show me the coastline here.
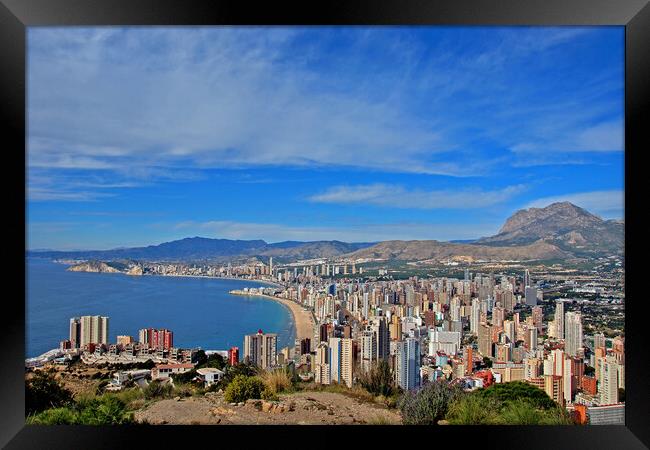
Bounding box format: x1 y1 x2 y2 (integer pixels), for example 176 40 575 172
233 292 314 342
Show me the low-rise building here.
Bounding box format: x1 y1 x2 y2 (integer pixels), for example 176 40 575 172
196 367 224 387
151 363 195 380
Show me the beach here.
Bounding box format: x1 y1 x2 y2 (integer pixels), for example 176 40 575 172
256 294 315 342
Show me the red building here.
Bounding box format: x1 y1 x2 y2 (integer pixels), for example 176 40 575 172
228 347 239 365
140 328 174 350
473 370 494 388
582 376 597 395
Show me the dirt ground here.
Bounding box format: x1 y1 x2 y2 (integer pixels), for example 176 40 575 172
133 390 402 425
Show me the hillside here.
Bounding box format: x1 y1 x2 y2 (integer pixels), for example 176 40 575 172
345 239 570 262
32 237 374 263
476 202 624 256
29 202 623 263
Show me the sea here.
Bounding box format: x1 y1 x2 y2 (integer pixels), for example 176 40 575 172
26 258 295 358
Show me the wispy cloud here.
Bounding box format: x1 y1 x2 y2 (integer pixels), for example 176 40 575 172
526 190 624 219
173 220 499 243
308 184 527 209
27 26 623 191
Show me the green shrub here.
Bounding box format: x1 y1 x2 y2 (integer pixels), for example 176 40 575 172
261 388 279 401
220 362 258 388
359 360 396 397
447 393 500 425
27 407 78 425
171 369 197 384
76 396 133 425
25 369 73 416
223 375 264 403
398 380 465 425
27 395 134 425
143 380 173 400
476 381 558 410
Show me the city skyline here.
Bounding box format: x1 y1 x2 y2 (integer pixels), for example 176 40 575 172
27 26 624 250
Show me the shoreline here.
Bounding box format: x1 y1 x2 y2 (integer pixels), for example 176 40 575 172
232 292 314 342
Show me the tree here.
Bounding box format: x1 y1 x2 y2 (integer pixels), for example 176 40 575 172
197 353 226 370
194 350 208 367
219 362 258 388
482 356 493 368
25 369 73 416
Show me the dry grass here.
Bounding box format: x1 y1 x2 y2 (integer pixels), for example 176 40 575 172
259 368 293 394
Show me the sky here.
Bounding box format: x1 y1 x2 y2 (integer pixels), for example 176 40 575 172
26 26 625 250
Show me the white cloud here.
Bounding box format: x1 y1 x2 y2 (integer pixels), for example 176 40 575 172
308 184 527 209
525 190 624 219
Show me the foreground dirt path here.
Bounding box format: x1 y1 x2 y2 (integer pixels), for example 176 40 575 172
133 391 401 425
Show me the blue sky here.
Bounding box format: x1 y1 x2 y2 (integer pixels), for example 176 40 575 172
27 26 624 250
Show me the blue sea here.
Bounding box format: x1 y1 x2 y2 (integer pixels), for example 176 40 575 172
26 258 295 358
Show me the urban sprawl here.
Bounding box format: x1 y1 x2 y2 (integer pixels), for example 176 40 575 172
27 256 625 425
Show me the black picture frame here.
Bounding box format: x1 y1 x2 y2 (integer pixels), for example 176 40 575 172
1 0 647 448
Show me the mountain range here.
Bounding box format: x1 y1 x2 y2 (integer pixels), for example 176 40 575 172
29 202 623 263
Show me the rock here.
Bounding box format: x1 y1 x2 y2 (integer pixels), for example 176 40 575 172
229 402 237 406
237 402 244 407
218 389 223 394
174 396 181 401
261 401 274 413
438 420 450 425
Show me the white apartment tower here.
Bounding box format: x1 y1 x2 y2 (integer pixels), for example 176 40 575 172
79 315 109 347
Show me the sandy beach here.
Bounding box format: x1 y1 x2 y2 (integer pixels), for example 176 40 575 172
257 294 315 342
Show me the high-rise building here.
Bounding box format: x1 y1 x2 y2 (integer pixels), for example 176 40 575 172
592 332 606 350
503 320 516 344
373 317 390 360
565 312 583 357
329 337 353 387
492 306 505 328
79 315 109 347
138 328 173 350
314 342 330 385
470 298 481 334
478 323 492 357
395 338 420 391
525 287 538 306
555 301 565 339
360 330 377 373
69 317 81 348
528 327 538 351
299 338 311 355
389 315 402 341
464 346 473 375
600 356 619 405
495 343 511 362
531 306 543 333
524 269 531 288
228 347 239 365
428 330 461 356
243 329 277 369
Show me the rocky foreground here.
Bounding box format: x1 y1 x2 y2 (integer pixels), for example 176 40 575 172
133 391 401 425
